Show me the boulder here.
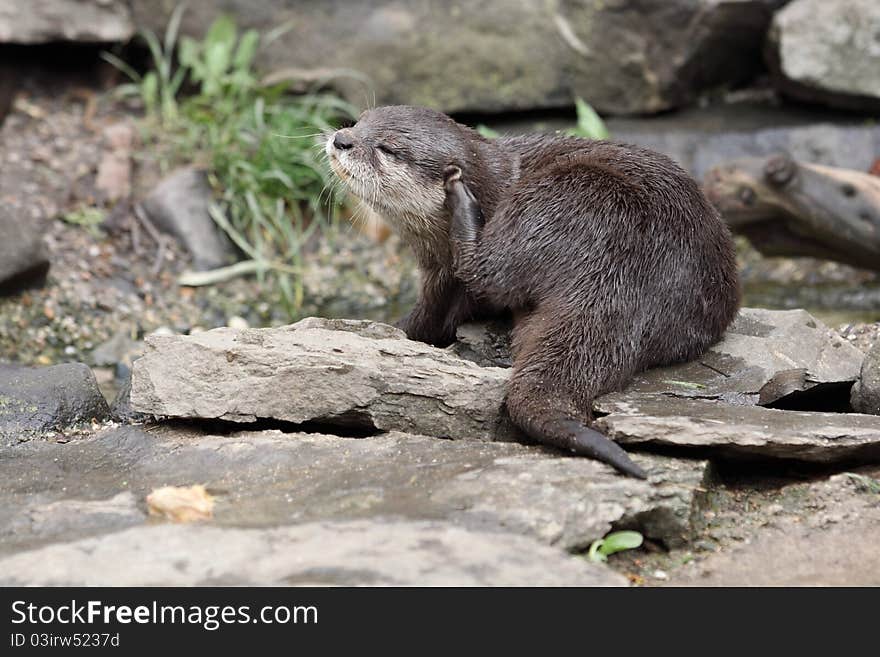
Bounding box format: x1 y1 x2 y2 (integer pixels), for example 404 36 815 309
0 0 134 43
0 426 708 555
852 342 880 415
767 0 880 111
0 363 110 443
140 167 235 271
131 317 513 441
130 0 784 116
0 520 627 586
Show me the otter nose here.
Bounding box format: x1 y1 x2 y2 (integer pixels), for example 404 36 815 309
333 130 354 150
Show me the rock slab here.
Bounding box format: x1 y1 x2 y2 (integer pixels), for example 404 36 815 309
0 426 708 555
131 309 878 465
592 308 880 463
131 317 512 441
596 396 880 463
610 308 864 406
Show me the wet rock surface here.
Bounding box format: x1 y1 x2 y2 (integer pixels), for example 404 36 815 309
0 362 109 443
0 425 707 557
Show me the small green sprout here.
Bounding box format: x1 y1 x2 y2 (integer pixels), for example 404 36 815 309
587 530 644 562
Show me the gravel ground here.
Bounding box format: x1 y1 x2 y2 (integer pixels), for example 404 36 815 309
0 69 418 380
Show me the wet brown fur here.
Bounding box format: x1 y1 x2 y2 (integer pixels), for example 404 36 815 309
327 106 741 477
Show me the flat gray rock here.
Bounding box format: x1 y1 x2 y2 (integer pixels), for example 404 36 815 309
131 308 873 465
596 395 880 463
131 317 513 441
0 362 109 443
603 308 864 406
589 308 880 463
0 520 627 587
0 426 708 556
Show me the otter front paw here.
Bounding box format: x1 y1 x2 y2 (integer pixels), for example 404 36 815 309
444 165 483 243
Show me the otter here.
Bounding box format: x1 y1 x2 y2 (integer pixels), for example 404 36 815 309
326 106 740 478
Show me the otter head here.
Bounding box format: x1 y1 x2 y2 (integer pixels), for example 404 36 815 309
326 105 479 238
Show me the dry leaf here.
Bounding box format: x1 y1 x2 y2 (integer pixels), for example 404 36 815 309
146 485 214 523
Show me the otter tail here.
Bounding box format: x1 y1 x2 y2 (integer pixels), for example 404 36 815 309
540 416 647 479
506 379 647 479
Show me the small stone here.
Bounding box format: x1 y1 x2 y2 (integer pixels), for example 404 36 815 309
146 485 214 523
227 316 249 330
140 168 235 271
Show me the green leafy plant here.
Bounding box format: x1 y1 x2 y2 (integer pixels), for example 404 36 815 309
566 98 610 140
587 530 644 563
103 5 356 316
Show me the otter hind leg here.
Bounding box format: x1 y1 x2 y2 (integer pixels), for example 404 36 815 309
506 312 647 479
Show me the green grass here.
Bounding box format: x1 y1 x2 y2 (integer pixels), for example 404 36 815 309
103 5 357 316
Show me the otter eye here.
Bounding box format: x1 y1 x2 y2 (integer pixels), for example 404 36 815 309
377 144 397 157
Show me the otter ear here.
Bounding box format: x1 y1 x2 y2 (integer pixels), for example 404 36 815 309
444 165 463 185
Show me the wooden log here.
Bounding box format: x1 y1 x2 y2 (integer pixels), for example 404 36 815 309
703 154 880 270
